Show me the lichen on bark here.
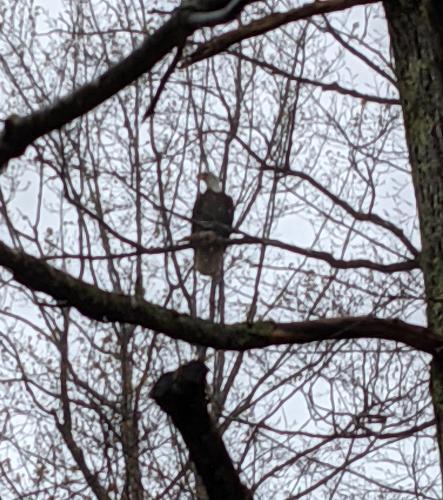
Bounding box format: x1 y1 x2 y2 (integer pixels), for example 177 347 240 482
383 0 443 486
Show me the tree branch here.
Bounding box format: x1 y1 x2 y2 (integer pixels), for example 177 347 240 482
0 1 257 170
229 51 399 105
0 13 188 169
142 45 185 120
0 240 437 353
151 361 251 500
229 235 418 273
184 0 380 66
42 232 417 272
260 166 418 257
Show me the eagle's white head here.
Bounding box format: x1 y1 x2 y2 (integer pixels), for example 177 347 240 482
197 171 222 193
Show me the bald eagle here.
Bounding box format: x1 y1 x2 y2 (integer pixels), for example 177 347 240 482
192 172 234 277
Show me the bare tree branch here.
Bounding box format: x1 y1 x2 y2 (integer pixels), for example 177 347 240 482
0 0 258 170
0 13 188 169
228 51 399 105
41 232 417 273
142 45 185 120
229 235 418 273
0 240 436 353
260 166 418 257
151 361 252 500
184 0 380 66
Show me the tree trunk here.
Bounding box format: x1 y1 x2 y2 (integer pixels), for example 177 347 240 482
120 325 144 499
382 0 443 485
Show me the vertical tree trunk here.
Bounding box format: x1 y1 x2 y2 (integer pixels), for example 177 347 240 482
120 325 144 499
382 0 443 484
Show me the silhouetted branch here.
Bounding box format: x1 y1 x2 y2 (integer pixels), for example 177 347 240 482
184 0 379 66
0 13 190 170
151 361 252 500
262 164 418 257
227 51 400 105
142 45 185 120
228 235 418 273
0 0 258 170
41 231 418 273
0 240 437 353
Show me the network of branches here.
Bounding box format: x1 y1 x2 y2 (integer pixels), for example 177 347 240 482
0 0 438 498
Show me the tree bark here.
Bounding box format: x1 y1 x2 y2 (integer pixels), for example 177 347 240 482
383 0 443 487
151 362 251 500
119 325 144 500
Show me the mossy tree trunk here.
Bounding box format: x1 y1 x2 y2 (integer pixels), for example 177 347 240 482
383 0 443 484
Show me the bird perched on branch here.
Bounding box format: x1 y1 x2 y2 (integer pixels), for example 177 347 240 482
192 172 234 277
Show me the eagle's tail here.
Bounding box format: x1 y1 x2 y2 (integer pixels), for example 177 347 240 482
194 245 224 277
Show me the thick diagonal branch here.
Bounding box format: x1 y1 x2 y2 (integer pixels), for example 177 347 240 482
0 14 189 169
0 240 438 353
151 362 251 500
185 0 379 66
0 1 257 170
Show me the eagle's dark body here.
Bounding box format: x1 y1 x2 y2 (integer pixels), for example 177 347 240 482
192 188 234 276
